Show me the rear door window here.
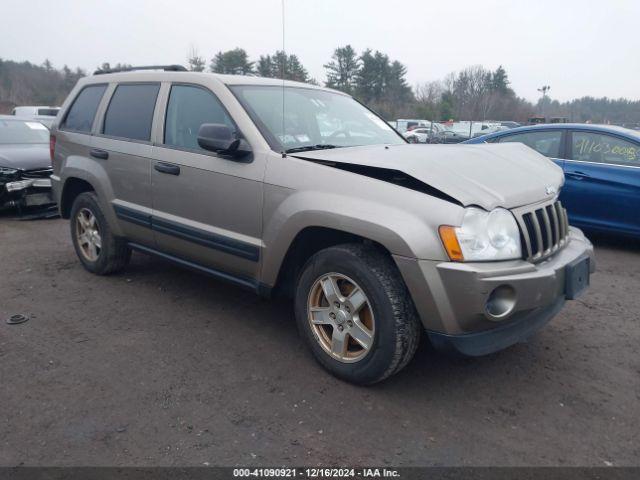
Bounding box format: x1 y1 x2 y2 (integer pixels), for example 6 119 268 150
497 130 563 157
62 85 107 133
570 131 639 167
164 84 234 151
103 84 160 141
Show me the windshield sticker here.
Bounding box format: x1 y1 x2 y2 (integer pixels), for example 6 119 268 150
25 122 48 130
278 134 298 144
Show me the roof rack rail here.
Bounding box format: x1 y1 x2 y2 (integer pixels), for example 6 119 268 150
93 64 188 75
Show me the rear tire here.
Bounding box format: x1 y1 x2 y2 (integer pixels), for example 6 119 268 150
69 192 131 275
294 243 421 384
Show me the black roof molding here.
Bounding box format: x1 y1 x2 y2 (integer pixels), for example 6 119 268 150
93 65 188 75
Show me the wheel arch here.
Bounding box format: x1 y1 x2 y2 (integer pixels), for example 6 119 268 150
57 158 123 236
60 177 95 218
263 223 403 299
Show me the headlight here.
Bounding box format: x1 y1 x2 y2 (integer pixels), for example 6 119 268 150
439 207 522 261
0 166 19 176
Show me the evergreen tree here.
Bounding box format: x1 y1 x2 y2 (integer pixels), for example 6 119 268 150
387 60 413 103
256 51 310 83
257 55 275 77
210 48 254 75
490 65 510 94
324 45 360 94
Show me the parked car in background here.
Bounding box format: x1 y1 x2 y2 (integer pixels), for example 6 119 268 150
430 129 470 143
404 123 445 143
395 118 431 133
499 121 521 129
0 116 54 211
10 105 60 129
471 125 509 138
465 124 640 238
11 106 60 117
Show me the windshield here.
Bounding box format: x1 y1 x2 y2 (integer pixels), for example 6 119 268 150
230 85 405 152
0 119 49 144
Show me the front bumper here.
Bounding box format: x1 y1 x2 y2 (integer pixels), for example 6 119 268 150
0 177 54 209
394 227 595 355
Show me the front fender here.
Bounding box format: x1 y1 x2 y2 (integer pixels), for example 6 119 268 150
260 187 457 286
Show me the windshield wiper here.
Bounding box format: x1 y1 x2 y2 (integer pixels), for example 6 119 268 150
285 144 340 153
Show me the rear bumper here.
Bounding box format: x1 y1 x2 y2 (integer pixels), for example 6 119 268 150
394 227 595 353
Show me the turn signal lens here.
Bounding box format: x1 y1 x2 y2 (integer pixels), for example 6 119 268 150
439 225 464 262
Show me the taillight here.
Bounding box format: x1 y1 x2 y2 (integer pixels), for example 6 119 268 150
49 135 56 163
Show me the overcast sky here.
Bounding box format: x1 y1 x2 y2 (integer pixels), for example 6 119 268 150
3 0 638 102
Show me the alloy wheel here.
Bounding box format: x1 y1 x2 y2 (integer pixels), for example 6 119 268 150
75 208 102 262
307 273 375 363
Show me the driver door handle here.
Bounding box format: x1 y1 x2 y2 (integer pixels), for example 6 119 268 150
154 162 181 176
89 148 109 160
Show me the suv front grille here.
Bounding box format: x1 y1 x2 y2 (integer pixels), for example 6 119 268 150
514 200 569 263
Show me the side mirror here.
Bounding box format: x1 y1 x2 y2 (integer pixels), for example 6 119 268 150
197 123 252 158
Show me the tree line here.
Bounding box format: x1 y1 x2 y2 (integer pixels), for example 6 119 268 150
0 58 85 112
1 53 639 127
190 45 640 125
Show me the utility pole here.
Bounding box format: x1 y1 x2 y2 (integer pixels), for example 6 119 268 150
538 85 551 96
537 85 551 119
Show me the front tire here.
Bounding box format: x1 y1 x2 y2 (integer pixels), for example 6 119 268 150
294 243 421 384
69 192 131 275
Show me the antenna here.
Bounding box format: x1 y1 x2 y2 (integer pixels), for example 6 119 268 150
281 0 286 157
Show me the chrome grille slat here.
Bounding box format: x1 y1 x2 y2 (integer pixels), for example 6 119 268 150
530 211 544 259
516 216 532 259
540 208 553 254
556 202 567 240
514 199 570 263
549 205 559 245
555 201 566 239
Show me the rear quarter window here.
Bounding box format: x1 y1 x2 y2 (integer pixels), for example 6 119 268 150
102 83 160 141
62 85 108 133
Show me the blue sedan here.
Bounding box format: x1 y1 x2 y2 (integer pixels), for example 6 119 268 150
465 124 640 238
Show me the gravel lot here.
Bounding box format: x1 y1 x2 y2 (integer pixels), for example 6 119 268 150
1 214 638 467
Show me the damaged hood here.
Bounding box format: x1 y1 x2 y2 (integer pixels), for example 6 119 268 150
0 144 51 172
292 143 564 210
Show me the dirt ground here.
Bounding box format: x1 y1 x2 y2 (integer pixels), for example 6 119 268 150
0 214 638 467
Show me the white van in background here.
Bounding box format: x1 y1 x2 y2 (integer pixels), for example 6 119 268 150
10 106 60 128
11 106 60 117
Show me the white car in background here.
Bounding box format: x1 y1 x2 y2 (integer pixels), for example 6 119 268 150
403 123 445 143
11 106 60 128
395 118 431 133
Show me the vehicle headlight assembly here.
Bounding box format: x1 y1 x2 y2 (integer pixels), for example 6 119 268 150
439 207 522 261
0 166 19 176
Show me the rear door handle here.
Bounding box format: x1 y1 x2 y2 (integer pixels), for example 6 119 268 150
89 148 109 160
154 162 181 176
565 171 589 180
